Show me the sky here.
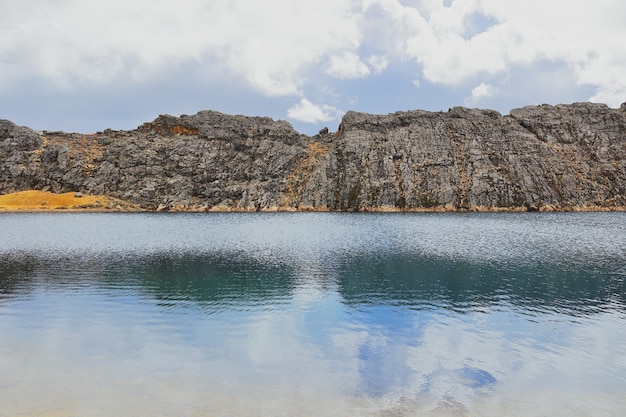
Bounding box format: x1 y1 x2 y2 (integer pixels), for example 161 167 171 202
1 0 625 135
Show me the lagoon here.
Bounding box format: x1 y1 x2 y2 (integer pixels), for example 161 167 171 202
0 212 625 416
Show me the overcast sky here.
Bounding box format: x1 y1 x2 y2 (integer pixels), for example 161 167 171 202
1 0 625 135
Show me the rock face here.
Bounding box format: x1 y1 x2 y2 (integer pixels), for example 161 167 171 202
1 102 625 211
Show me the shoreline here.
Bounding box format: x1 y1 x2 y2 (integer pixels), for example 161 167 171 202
1 191 624 213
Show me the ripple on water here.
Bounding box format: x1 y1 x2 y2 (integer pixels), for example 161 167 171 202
0 212 625 417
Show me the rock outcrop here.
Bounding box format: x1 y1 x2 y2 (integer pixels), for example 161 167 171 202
1 102 625 211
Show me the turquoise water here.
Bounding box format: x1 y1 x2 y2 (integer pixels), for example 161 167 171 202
0 212 625 416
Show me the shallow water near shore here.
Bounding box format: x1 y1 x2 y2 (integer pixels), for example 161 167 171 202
0 212 625 416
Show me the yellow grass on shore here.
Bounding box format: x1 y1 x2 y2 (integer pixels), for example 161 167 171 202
0 190 137 211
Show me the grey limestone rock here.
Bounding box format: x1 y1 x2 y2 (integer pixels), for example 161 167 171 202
0 103 624 211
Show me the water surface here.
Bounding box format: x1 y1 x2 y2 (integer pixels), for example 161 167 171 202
0 212 625 416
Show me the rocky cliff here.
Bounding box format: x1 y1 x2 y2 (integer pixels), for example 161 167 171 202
1 102 625 211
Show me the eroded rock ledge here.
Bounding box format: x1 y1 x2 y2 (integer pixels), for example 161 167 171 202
1 102 625 212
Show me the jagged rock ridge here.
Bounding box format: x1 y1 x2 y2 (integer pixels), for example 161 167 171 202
1 102 625 211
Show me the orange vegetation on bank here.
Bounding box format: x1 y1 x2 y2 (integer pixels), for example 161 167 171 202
0 190 136 211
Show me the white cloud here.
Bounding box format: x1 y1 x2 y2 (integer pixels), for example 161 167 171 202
0 0 364 96
367 55 388 74
326 52 371 79
287 98 342 124
465 82 496 106
365 0 626 107
325 53 387 80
